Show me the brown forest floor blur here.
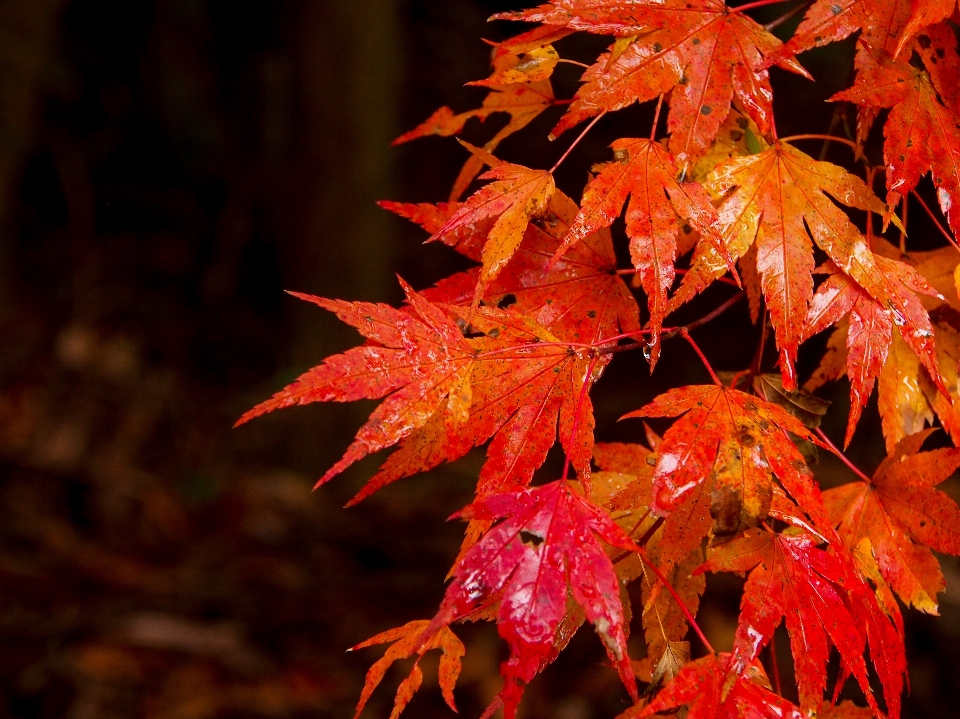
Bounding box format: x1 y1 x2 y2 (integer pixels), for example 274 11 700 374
0 2 959 719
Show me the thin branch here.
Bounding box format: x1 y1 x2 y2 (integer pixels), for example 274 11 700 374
814 427 873 483
769 634 784 697
780 134 860 153
679 328 722 385
663 292 745 339
557 58 590 69
911 189 960 251
733 0 794 12
650 94 665 142
550 111 607 173
637 546 716 654
764 0 810 31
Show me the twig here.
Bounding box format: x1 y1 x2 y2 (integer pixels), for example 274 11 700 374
814 427 872 483
550 111 607 172
910 189 960 251
679 328 722 385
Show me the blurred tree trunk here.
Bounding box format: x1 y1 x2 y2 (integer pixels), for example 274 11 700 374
283 0 401 361
0 0 65 309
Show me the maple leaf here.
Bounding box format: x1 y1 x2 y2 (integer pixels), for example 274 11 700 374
626 383 834 540
392 189 642 347
350 620 464 719
832 36 960 240
236 280 603 504
554 138 733 365
671 141 942 392
426 480 641 719
897 1 960 57
428 158 556 312
393 27 559 200
823 429 960 613
699 527 903 717
591 440 706 662
629 652 804 719
495 0 810 170
807 238 960 452
802 265 940 447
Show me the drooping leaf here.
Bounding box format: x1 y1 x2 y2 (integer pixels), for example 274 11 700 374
236 281 604 504
671 141 941 392
832 36 960 240
351 620 465 719
555 138 733 365
495 0 810 171
823 429 960 613
699 528 903 717
803 271 894 446
426 480 640 719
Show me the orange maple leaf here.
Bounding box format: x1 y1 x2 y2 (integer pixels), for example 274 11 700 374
495 0 810 171
823 429 960 614
671 141 942 392
350 620 464 719
555 138 734 365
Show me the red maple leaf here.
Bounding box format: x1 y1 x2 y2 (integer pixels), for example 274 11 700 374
630 653 804 719
554 138 733 365
626 383 834 539
495 0 810 170
803 262 943 446
832 32 960 240
236 281 605 504
350 620 464 719
823 429 960 613
425 480 641 719
698 527 904 717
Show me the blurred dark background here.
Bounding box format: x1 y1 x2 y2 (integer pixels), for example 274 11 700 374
0 1 957 718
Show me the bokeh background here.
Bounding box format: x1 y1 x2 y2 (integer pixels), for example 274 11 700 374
0 2 958 718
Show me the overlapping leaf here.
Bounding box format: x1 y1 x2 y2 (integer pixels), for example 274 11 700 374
425 480 640 719
591 440 706 665
351 620 464 719
626 383 834 539
495 0 810 170
554 138 732 365
670 141 943 392
823 429 960 613
699 528 904 717
802 263 942 447
833 31 960 240
428 159 556 312
236 281 602 504
385 189 641 347
630 653 803 719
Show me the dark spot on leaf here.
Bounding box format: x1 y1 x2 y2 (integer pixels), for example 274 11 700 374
730 130 743 142
917 34 931 49
830 4 841 13
653 42 663 53
487 327 501 338
936 48 945 59
646 456 657 466
692 37 700 45
587 310 597 318
737 117 749 129
520 530 545 547
700 105 712 115
498 293 518 309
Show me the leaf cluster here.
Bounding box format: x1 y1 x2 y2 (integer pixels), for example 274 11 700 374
238 3 960 718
